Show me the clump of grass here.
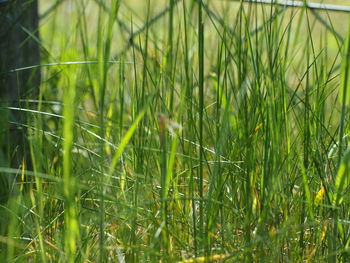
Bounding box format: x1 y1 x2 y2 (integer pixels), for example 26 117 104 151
1 0 350 262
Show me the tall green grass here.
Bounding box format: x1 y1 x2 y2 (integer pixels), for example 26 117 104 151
1 0 350 262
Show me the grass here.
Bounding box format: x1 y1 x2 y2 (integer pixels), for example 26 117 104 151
1 0 350 262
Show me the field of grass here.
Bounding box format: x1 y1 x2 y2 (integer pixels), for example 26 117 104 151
1 0 350 262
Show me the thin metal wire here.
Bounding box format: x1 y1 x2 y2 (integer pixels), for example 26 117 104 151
238 0 350 13
40 0 64 19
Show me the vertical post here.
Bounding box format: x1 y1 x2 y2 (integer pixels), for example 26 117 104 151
0 0 40 168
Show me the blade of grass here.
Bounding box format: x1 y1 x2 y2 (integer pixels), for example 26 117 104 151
197 0 205 253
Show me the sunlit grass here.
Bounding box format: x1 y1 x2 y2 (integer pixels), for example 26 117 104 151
1 0 350 262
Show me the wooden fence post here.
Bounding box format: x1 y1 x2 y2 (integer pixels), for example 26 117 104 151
0 0 40 195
